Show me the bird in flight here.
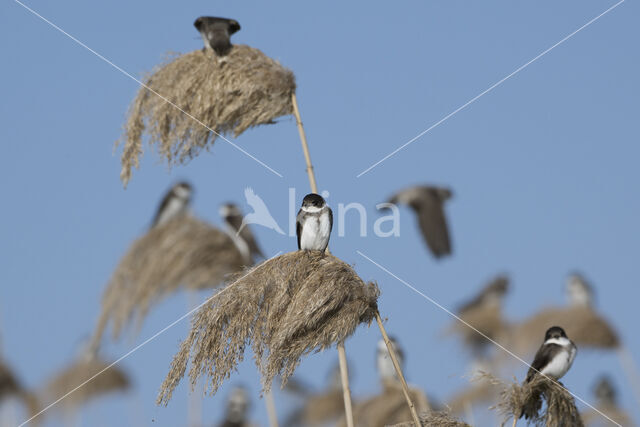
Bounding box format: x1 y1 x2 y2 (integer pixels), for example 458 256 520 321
387 185 453 259
194 16 241 56
151 181 193 228
296 193 333 252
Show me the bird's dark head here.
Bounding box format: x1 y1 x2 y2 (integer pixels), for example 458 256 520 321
487 276 509 296
172 181 193 200
594 375 616 404
435 187 453 201
219 202 242 220
193 16 241 55
301 193 326 210
545 326 568 341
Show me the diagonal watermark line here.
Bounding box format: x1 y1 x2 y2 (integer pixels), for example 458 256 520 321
18 252 284 427
12 0 283 179
356 0 625 178
356 250 622 426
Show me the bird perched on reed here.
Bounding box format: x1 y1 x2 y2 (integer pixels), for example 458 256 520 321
386 185 452 258
580 375 633 426
566 272 595 307
220 203 265 263
341 337 430 426
218 386 252 427
194 16 241 56
297 193 332 252
454 275 510 355
377 336 405 386
151 181 193 228
526 326 576 384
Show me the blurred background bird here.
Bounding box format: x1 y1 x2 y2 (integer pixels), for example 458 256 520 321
220 202 265 264
217 385 253 427
151 181 193 228
386 185 453 259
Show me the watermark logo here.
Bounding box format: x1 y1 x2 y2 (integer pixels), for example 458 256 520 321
240 187 401 238
239 187 285 235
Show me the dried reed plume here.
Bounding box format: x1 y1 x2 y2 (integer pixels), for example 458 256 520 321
486 373 583 427
510 306 619 356
158 251 379 405
286 389 345 426
92 215 246 348
338 382 431 427
390 411 471 427
118 45 296 185
44 356 129 411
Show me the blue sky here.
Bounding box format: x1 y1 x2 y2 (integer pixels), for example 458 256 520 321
1 0 638 425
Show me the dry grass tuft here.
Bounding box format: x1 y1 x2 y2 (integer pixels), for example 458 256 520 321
157 251 379 405
510 306 619 356
118 45 296 185
45 356 129 410
286 389 345 426
338 382 431 427
91 215 246 348
486 373 583 427
390 411 471 427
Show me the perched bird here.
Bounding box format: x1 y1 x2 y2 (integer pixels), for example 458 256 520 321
525 326 577 383
376 336 404 385
296 193 333 252
194 16 241 56
566 272 595 307
151 181 193 228
454 275 510 355
387 185 452 258
241 187 285 235
457 275 509 315
220 203 264 262
218 386 250 427
594 375 616 407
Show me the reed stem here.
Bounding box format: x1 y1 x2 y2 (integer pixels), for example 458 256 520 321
375 311 421 426
291 92 354 427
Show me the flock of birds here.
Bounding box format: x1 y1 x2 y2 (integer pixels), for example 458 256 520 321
143 177 596 426
0 13 632 427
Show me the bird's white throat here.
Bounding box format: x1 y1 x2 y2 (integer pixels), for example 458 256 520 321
544 336 572 347
302 205 324 213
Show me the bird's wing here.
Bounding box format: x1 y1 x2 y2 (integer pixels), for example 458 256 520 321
416 195 451 258
526 343 561 382
151 190 173 228
328 206 333 235
226 213 244 231
296 209 303 250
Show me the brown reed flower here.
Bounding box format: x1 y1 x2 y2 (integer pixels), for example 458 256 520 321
118 45 296 185
91 215 247 349
157 251 379 405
